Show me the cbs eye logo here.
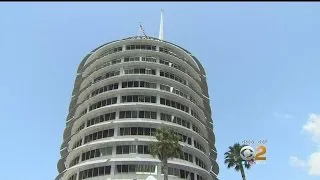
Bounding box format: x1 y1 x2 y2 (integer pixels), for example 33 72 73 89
240 145 267 161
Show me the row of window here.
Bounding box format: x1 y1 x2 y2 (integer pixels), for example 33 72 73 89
124 68 156 75
124 56 158 63
69 155 80 167
70 145 206 170
116 145 150 154
77 111 203 139
191 109 201 121
93 70 120 84
116 164 156 174
67 174 76 180
124 56 139 62
98 46 122 59
197 175 207 180
175 132 192 145
87 68 202 105
162 167 195 180
195 156 207 170
142 56 157 62
122 80 156 89
160 83 199 109
159 47 178 57
160 84 188 99
76 122 85 133
126 44 157 51
83 129 114 144
160 58 186 73
81 147 112 162
160 113 191 129
73 139 82 149
74 125 205 153
121 95 156 103
159 112 204 138
160 98 189 113
91 83 119 97
87 81 194 104
91 44 196 81
75 165 205 180
94 58 121 73
87 112 116 127
194 140 206 153
119 110 157 119
88 97 117 111
160 70 187 85
178 152 193 163
80 109 87 117
119 127 156 136
159 47 194 70
79 166 111 180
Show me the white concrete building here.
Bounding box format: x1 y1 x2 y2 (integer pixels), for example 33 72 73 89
56 36 219 180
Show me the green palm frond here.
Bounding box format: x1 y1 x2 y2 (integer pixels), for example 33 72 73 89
149 127 182 161
224 143 252 171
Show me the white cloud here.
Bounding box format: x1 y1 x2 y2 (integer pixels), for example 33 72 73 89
274 112 294 119
291 113 320 176
303 114 320 143
289 156 306 168
307 152 320 175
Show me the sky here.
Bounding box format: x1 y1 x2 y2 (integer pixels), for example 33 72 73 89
0 2 320 180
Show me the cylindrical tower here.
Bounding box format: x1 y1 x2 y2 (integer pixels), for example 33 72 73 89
56 36 219 180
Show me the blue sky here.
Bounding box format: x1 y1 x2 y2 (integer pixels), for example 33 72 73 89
0 2 320 180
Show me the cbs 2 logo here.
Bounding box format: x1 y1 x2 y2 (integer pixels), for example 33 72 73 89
252 145 267 160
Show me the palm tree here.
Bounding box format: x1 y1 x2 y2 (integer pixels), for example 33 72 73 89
150 127 182 180
224 143 252 180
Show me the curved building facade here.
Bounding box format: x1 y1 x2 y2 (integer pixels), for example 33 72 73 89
56 36 219 180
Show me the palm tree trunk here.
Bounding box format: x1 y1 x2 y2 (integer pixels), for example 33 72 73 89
239 163 246 180
163 158 168 180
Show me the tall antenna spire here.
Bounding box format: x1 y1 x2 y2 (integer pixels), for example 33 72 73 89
159 9 164 40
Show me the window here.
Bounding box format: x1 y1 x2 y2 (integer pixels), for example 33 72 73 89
119 127 156 136
194 140 206 153
120 111 156 119
93 70 120 84
192 124 200 133
80 109 87 117
121 95 156 103
191 110 201 120
124 56 140 62
160 58 186 73
160 84 171 92
162 167 194 180
91 83 119 97
197 175 206 180
195 157 207 170
124 68 156 75
73 139 82 149
89 97 117 111
126 44 156 51
84 129 114 144
177 152 193 163
69 156 80 167
142 56 157 62
98 47 122 59
76 122 85 133
68 174 77 180
160 70 187 85
81 147 111 162
160 98 189 113
79 166 111 180
122 81 156 89
116 145 137 154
